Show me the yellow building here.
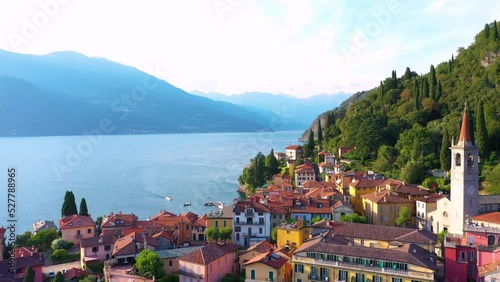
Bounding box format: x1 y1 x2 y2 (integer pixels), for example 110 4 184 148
206 206 233 243
245 252 291 282
59 215 96 245
240 240 274 271
292 231 436 282
348 179 383 214
362 189 416 226
276 219 312 248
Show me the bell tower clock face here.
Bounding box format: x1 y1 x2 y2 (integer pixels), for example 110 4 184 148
467 185 475 195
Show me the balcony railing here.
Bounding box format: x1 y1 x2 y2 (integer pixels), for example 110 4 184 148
463 224 500 234
178 270 203 279
234 221 264 225
308 274 328 281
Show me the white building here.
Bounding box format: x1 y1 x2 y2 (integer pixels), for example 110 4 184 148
233 200 272 248
427 107 480 235
285 145 303 161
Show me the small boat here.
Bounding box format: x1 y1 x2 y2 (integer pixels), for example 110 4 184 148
215 202 223 209
204 202 215 206
165 196 172 201
184 202 191 206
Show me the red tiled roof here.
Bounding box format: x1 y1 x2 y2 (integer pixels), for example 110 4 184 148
459 107 472 143
244 252 289 269
471 212 500 224
59 215 95 229
417 193 446 203
63 268 88 280
193 214 207 227
361 190 414 204
112 232 158 256
101 213 137 228
80 235 117 248
350 179 384 188
14 247 38 258
234 200 271 213
245 240 274 253
285 145 302 150
179 243 239 265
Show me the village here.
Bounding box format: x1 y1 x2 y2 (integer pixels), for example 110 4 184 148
1 108 500 282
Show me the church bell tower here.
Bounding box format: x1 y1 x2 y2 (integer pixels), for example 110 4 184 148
449 106 480 235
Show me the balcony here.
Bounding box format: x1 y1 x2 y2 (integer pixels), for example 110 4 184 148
463 224 500 234
308 274 328 281
178 270 203 279
234 221 264 225
245 212 254 217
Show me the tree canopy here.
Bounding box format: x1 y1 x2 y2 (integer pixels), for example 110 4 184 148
62 191 78 217
136 249 165 279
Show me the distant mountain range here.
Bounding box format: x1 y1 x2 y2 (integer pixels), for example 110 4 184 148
0 50 285 136
190 90 351 128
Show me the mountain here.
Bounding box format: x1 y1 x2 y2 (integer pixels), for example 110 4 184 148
302 21 500 185
190 90 351 129
0 50 277 136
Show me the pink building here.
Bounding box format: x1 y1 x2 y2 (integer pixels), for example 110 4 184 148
178 242 239 282
444 212 500 281
79 235 117 268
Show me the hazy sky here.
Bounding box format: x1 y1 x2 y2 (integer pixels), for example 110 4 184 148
0 0 499 98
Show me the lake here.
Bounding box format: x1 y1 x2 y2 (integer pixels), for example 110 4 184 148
0 130 303 233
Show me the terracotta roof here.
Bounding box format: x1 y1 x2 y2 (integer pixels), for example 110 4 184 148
458 107 472 144
290 198 335 214
14 247 38 258
233 200 271 213
417 193 446 203
285 145 302 150
80 235 117 248
244 252 289 269
361 190 414 204
182 211 199 223
295 231 437 270
274 245 295 259
351 179 384 188
179 243 239 265
64 267 88 280
478 259 500 277
112 232 158 256
312 221 437 244
245 240 274 253
193 214 207 227
152 231 174 241
101 212 137 228
59 215 95 229
295 163 315 173
470 212 500 224
303 181 323 188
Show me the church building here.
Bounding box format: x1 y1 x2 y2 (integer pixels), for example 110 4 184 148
427 107 480 235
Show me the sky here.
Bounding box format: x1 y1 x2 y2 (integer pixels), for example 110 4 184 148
0 0 499 98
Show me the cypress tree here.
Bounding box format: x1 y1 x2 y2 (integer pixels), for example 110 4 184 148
429 65 437 101
392 70 397 88
308 130 315 157
440 130 451 171
448 59 452 74
475 100 490 158
436 81 442 101
484 23 490 39
317 119 323 146
494 20 499 41
413 80 421 110
24 265 35 282
404 67 411 80
79 198 89 216
62 191 78 217
325 111 334 128
421 79 429 99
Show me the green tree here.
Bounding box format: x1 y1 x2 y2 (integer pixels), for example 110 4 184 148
400 160 425 184
475 100 489 158
317 119 323 148
396 206 411 227
29 229 59 251
437 230 449 244
136 249 165 279
51 249 68 262
340 213 367 223
79 198 89 216
219 227 232 242
484 164 500 194
413 79 421 110
265 149 280 180
206 227 219 241
95 216 103 236
79 275 98 282
54 271 65 282
62 191 78 217
271 227 277 242
51 238 73 251
492 20 499 41
404 67 411 80
307 130 315 157
15 231 32 248
429 65 437 101
311 216 322 224
23 265 35 282
373 145 398 173
484 23 490 39
440 130 451 171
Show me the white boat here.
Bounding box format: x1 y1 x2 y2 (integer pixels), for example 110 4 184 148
165 196 172 201
184 202 191 206
215 202 223 209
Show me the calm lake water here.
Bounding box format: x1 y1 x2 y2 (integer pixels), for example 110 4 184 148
0 131 303 233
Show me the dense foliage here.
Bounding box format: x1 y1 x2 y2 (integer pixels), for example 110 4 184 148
317 21 500 186
238 149 280 192
206 227 232 242
61 191 78 217
136 249 165 279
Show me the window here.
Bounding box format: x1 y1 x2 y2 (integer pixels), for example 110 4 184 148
390 206 393 213
320 268 328 280
279 215 283 219
373 276 382 282
235 226 241 232
88 228 92 234
392 278 402 282
294 264 304 273
467 154 474 168
356 273 365 282
77 230 81 235
458 251 466 262
380 206 384 213
259 228 263 234
223 220 227 227
169 260 172 267
273 215 276 219
310 266 317 279
186 224 189 230
269 271 274 281
488 235 496 246
236 233 240 241
104 245 111 251
250 269 256 280
469 250 475 261
92 246 98 253
455 153 461 166
259 218 264 224
215 221 219 228
258 212 263 216
339 270 348 281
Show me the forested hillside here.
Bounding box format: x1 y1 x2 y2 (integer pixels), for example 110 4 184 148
311 21 500 192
